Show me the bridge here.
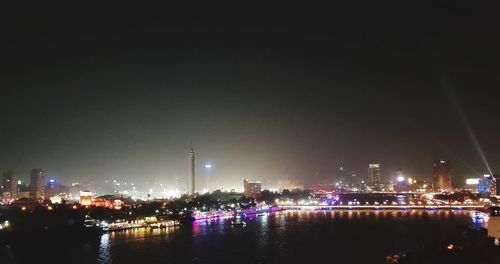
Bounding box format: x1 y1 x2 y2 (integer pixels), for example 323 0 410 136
279 205 484 210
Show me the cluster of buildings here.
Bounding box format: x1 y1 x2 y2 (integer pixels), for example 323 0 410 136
0 168 162 207
2 149 498 207
331 163 386 191
210 154 498 198
331 162 429 192
0 169 68 202
79 191 126 210
466 174 499 196
388 160 451 193
330 160 499 195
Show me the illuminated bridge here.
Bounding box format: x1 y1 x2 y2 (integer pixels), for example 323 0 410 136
279 205 484 210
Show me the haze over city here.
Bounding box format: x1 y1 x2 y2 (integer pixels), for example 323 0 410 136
3 2 500 264
2 3 500 189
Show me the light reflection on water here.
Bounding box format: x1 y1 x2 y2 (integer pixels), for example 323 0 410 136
180 210 476 263
97 233 111 264
2 210 479 264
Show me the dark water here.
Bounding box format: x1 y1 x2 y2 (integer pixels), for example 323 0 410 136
0 210 483 264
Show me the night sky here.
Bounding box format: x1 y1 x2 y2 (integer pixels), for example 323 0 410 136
1 2 499 189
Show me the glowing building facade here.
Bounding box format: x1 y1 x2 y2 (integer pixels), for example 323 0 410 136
243 179 262 198
79 190 93 206
478 174 497 196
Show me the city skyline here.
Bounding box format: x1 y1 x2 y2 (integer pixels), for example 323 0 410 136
0 156 493 194
1 2 499 188
0 140 497 192
2 3 500 263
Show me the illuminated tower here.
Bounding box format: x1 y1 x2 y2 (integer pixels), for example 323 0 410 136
189 147 195 195
433 160 452 191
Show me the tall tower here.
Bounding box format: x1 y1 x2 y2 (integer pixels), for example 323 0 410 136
189 147 195 195
433 160 451 191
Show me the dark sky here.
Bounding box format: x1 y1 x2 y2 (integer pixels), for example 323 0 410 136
1 2 499 189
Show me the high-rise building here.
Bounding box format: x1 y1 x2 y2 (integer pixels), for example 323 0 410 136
243 179 262 198
349 170 357 186
433 160 452 191
189 147 196 195
478 174 497 196
30 168 46 199
368 164 381 187
2 170 17 199
45 178 62 197
336 166 345 185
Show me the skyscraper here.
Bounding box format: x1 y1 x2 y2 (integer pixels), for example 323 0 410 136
2 170 17 199
189 147 195 195
433 160 452 191
368 164 381 188
30 168 46 199
46 178 59 197
478 174 496 196
336 166 345 185
349 170 358 186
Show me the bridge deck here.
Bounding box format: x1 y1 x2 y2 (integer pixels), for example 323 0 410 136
280 205 482 210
